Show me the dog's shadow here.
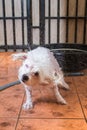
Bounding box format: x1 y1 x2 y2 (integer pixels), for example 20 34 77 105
33 86 70 106
33 97 57 106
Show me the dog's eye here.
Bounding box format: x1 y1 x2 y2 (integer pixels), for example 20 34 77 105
34 72 39 76
25 64 29 68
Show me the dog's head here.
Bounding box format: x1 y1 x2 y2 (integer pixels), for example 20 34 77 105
12 52 40 86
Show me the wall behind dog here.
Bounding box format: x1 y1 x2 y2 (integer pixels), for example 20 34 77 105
0 0 87 47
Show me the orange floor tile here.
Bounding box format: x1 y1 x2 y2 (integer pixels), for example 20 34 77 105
0 52 87 130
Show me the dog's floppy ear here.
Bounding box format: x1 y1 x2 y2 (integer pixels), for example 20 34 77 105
12 53 28 60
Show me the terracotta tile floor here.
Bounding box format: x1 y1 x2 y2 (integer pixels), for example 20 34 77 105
0 52 87 130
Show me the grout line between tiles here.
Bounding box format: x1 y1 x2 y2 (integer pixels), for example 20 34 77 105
72 77 87 123
19 117 85 120
0 117 19 119
0 117 85 120
15 92 25 130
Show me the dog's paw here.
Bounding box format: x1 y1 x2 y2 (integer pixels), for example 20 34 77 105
63 84 70 91
58 99 67 105
22 102 33 110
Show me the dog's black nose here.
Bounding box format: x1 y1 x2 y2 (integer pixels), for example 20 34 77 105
22 74 29 82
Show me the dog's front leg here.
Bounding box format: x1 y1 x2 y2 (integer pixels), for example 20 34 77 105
53 85 67 105
23 84 33 110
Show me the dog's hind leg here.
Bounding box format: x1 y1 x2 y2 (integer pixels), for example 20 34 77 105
53 85 67 104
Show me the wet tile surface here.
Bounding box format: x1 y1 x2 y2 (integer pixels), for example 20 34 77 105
0 52 87 130
0 92 24 118
16 119 87 130
20 89 83 118
78 93 87 118
0 118 17 130
72 76 87 94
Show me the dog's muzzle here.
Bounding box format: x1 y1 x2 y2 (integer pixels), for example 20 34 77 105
22 74 29 82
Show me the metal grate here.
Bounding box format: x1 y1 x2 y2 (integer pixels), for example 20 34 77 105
0 0 87 51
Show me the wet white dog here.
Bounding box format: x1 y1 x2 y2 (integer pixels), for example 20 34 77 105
12 47 69 110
